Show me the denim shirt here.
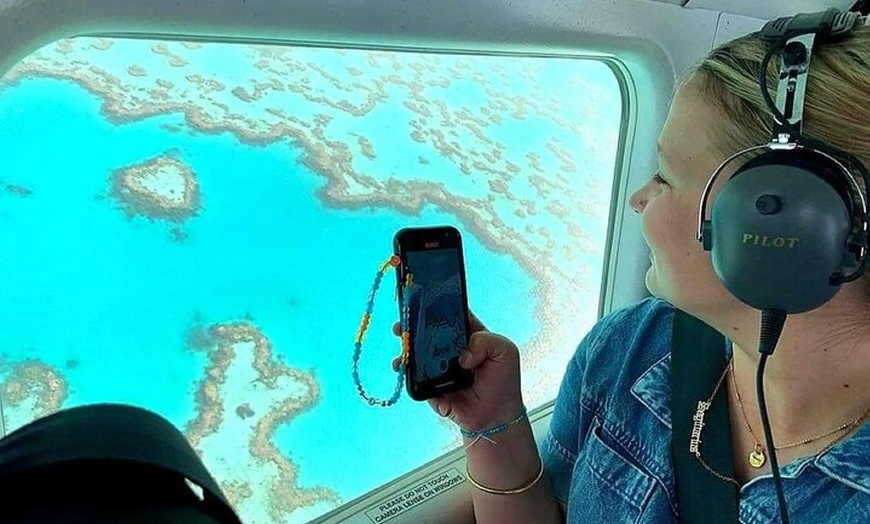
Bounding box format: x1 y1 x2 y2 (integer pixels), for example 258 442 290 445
540 297 870 523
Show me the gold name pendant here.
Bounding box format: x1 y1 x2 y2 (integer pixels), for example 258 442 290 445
689 400 710 455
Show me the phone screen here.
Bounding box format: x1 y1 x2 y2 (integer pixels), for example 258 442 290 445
404 248 469 383
395 227 473 399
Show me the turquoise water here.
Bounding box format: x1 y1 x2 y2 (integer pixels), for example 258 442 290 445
0 39 619 524
0 75 541 512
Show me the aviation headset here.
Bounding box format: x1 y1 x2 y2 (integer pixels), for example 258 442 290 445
697 9 870 315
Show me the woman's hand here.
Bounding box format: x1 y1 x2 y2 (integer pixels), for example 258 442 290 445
393 313 524 431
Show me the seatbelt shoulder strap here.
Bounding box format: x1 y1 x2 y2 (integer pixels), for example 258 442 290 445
670 308 740 523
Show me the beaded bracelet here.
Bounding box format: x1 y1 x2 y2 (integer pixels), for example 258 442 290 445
460 406 528 447
351 255 413 407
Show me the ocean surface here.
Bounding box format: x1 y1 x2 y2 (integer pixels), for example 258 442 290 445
0 38 620 524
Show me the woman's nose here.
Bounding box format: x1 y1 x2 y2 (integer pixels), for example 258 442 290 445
629 185 648 214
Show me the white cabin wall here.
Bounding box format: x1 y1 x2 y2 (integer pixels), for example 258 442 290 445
0 0 716 78
713 12 767 47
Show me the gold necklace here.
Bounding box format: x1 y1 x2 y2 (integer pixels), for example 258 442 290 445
689 360 739 486
729 358 870 469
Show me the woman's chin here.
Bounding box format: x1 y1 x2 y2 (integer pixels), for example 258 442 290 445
644 264 671 302
644 264 658 295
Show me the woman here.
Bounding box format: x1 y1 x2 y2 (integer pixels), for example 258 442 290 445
404 17 870 523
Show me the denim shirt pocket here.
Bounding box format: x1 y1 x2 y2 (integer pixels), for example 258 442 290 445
569 419 670 523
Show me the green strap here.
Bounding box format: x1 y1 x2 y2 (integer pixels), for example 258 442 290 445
671 309 740 523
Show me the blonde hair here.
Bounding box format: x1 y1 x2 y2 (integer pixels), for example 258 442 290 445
690 21 870 284
691 21 870 157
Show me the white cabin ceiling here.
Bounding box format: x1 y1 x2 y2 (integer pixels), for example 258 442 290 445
647 0 856 20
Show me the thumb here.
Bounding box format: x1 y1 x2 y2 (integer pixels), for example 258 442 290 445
459 332 507 369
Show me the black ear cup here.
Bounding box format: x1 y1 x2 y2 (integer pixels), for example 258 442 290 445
706 150 854 313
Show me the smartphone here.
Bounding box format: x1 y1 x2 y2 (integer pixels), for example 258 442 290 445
393 226 474 401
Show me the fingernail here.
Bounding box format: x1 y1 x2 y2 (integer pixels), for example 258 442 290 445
459 352 471 367
436 403 448 417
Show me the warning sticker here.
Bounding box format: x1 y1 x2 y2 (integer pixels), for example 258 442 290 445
364 468 466 523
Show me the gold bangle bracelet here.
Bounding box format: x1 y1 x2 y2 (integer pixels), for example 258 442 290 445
465 457 545 495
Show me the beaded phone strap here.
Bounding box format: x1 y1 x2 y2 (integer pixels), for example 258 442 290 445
352 255 412 407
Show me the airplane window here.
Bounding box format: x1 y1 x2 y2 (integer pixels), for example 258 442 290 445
0 37 621 523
